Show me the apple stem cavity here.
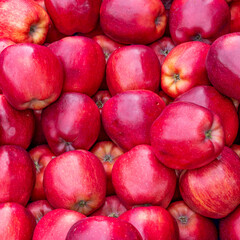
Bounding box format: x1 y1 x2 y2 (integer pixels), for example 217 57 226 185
155 16 161 26
29 24 37 36
178 215 188 224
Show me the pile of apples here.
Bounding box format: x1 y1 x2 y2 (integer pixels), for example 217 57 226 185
0 0 240 239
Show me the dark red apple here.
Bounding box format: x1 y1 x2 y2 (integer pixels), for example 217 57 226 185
112 145 176 209
180 147 240 218
169 0 230 44
100 0 167 44
151 101 225 169
0 43 64 110
91 141 124 195
41 92 100 155
66 216 143 240
106 45 161 96
119 206 179 240
168 201 218 240
230 2 240 33
0 38 15 54
32 209 85 240
43 150 106 215
102 90 166 151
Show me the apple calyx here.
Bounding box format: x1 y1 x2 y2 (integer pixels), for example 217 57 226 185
34 161 41 173
193 33 202 42
103 154 113 162
178 215 188 224
161 49 170 57
173 73 180 83
73 200 87 213
205 130 212 139
96 100 104 109
108 212 119 218
103 51 111 61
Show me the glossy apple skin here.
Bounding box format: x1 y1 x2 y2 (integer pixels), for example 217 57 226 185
0 43 64 110
29 145 55 201
151 101 225 169
106 45 161 96
102 90 166 151
0 94 35 149
206 33 240 101
0 0 50 44
91 141 124 195
169 0 230 44
100 0 167 44
230 2 240 33
149 37 175 67
231 144 240 157
45 0 101 35
0 202 36 240
32 209 85 240
0 145 35 206
180 147 240 219
66 216 143 240
176 86 239 146
112 145 176 209
219 205 240 240
42 92 100 155
48 36 105 96
26 200 54 223
168 201 218 240
120 206 179 240
91 196 127 217
161 41 210 98
43 150 106 215
0 38 15 54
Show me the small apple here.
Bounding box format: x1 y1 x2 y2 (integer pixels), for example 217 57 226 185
230 1 240 33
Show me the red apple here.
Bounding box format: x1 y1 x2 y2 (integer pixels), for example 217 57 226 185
102 90 166 151
29 145 55 201
0 43 64 110
91 195 127 217
119 206 179 240
169 0 230 44
42 92 100 155
0 94 35 149
91 141 124 195
151 101 225 169
0 0 50 44
0 38 15 54
26 200 54 223
176 86 239 146
0 202 36 240
48 36 105 96
231 144 240 158
82 21 104 38
100 0 167 44
45 0 101 35
106 45 161 96
66 216 143 240
180 147 240 219
158 91 173 105
0 145 35 206
32 209 85 240
43 150 106 215
172 170 182 202
162 0 173 9
168 201 218 240
206 33 240 101
161 41 210 98
112 145 176 209
230 2 240 33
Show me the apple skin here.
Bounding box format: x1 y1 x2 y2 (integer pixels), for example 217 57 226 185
219 205 240 240
0 145 35 206
119 206 179 240
158 91 173 105
151 101 225 169
0 202 36 240
45 0 101 35
0 43 64 110
0 0 50 44
168 201 218 240
43 150 106 215
0 94 35 149
48 36 105 96
100 0 167 44
91 141 124 196
230 2 240 33
26 200 54 223
66 216 143 240
176 86 239 146
169 0 230 44
231 144 240 158
112 145 176 209
180 147 240 219
32 209 86 240
206 33 240 101
102 90 166 151
0 38 15 54
29 145 55 201
91 195 127 218
106 45 161 96
42 92 100 155
161 41 210 98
